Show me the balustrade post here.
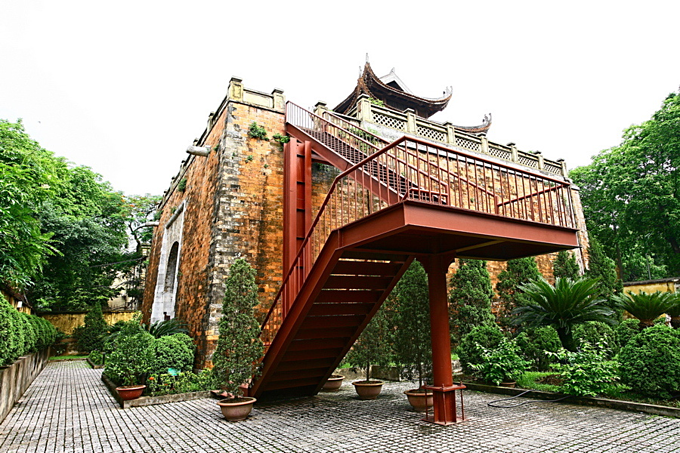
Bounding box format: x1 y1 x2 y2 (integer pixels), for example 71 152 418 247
314 101 328 118
536 151 545 170
357 94 372 124
272 88 285 111
480 133 489 154
228 76 244 102
444 122 455 145
508 143 518 163
405 109 416 134
557 159 568 177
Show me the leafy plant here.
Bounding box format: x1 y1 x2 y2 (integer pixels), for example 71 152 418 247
146 369 213 396
345 303 393 382
515 325 561 371
551 343 625 397
212 259 264 398
614 318 641 349
613 291 675 328
177 178 187 192
448 259 495 343
618 324 680 399
75 303 107 353
470 337 529 385
272 133 290 144
144 318 188 338
496 257 542 327
247 122 268 140
148 333 195 376
513 277 615 351
572 321 617 357
457 324 505 374
553 251 580 280
668 294 680 329
368 97 385 107
391 261 431 388
104 331 154 386
89 350 104 366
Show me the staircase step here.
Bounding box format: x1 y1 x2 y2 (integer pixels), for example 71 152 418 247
283 348 343 362
308 302 374 316
332 260 403 276
276 358 336 372
300 315 365 330
294 327 356 340
287 338 348 351
325 276 394 290
316 290 381 303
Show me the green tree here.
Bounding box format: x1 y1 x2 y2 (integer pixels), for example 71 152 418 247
585 239 623 299
552 251 580 280
345 303 393 382
612 291 675 329
496 257 541 326
448 259 495 342
75 303 108 353
571 91 680 278
212 259 264 398
513 277 616 351
391 261 431 388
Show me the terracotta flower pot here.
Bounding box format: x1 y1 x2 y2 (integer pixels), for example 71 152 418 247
322 375 345 391
404 389 434 412
116 385 146 401
352 380 383 400
217 397 256 421
500 381 517 388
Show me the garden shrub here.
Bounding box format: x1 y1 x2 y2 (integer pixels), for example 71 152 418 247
146 370 213 396
515 326 561 371
470 337 528 385
8 307 27 358
618 324 680 399
148 333 195 376
553 342 624 397
104 331 154 386
88 350 104 366
457 324 505 373
21 313 36 354
614 318 640 350
76 303 108 353
0 296 17 366
573 321 617 356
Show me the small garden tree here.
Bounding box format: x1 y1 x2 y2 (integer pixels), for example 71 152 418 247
212 259 264 400
75 303 107 353
345 304 393 383
392 261 431 388
513 277 615 351
585 239 623 302
553 251 580 280
457 324 505 374
496 257 541 327
448 259 495 343
613 291 674 329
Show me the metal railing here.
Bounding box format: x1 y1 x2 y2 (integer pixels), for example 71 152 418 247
260 103 576 348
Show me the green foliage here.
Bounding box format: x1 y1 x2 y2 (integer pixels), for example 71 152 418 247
88 350 104 366
515 326 561 371
148 333 195 376
513 277 616 351
104 331 154 386
345 303 393 382
0 297 59 366
496 257 541 326
449 259 495 342
146 370 213 396
368 97 385 107
552 343 624 397
177 178 187 192
8 307 28 358
618 324 680 399
0 296 17 365
515 371 561 393
572 321 617 357
470 337 529 385
457 324 505 374
585 239 623 305
614 318 641 349
75 303 107 353
272 133 290 144
570 91 680 278
247 122 268 140
552 251 580 280
613 291 674 328
668 294 680 329
212 259 264 397
144 318 189 338
391 261 431 387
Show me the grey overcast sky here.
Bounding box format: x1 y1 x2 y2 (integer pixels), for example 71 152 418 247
2 0 679 196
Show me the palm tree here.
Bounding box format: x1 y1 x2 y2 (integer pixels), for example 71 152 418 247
613 291 674 329
513 277 615 351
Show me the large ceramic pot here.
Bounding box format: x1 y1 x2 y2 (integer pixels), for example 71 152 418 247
116 385 146 401
322 375 345 391
404 389 434 412
352 380 383 400
217 397 256 421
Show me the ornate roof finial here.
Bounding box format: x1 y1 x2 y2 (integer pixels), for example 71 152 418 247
365 53 370 63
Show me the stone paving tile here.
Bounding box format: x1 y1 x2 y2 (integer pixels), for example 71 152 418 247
1 361 679 453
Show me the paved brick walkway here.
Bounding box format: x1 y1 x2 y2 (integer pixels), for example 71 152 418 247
1 361 679 452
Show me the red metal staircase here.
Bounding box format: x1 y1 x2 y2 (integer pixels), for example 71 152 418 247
249 103 580 415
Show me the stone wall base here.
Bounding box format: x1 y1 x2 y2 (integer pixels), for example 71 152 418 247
0 349 50 423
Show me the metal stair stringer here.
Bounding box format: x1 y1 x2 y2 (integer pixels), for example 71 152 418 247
251 229 413 399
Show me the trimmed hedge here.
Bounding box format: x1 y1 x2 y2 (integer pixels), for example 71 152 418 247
148 333 195 376
0 295 57 366
515 325 561 371
457 324 505 373
618 324 680 399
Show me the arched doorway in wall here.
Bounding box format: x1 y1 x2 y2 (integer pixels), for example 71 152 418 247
162 241 180 320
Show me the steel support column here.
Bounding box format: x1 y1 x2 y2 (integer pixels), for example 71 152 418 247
420 253 466 425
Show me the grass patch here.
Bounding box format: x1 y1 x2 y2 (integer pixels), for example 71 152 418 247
50 355 88 361
516 371 561 393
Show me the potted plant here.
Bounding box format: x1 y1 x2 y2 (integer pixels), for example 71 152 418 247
321 374 345 391
345 303 392 400
103 331 154 400
391 261 434 412
212 259 264 421
469 337 528 387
